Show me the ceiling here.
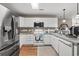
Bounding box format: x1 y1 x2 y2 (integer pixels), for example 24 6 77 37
0 3 78 19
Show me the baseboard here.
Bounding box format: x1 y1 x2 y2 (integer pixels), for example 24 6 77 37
33 44 51 47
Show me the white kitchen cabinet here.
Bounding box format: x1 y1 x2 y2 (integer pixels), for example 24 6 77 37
50 34 73 55
45 18 58 27
20 34 35 47
20 17 58 27
43 34 59 53
50 35 59 53
59 39 73 56
54 37 59 53
39 18 58 27
43 34 52 44
20 17 34 27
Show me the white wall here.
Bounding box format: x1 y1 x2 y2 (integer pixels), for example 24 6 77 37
19 17 58 27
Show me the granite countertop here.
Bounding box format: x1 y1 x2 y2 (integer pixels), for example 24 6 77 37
48 33 79 45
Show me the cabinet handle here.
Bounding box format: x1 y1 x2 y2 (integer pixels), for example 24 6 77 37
59 40 72 47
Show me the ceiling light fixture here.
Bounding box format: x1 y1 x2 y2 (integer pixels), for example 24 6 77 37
31 3 39 9
62 19 66 23
62 9 66 23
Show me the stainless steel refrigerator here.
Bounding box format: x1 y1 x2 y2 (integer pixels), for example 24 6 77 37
0 15 20 56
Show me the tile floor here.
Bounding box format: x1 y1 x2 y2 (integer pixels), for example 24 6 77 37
37 45 58 56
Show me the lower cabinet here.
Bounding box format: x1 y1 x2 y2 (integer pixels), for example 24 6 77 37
53 38 59 53
20 34 35 47
59 39 73 56
43 34 52 44
50 34 73 56
50 35 59 53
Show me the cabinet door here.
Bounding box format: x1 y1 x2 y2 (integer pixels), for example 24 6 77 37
54 37 59 53
51 36 59 53
50 35 54 46
40 18 58 27
20 34 34 47
49 35 54 45
25 35 34 44
20 17 34 27
59 40 72 56
43 35 51 44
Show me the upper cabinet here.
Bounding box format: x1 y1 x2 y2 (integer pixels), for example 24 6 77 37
20 17 34 27
19 17 58 27
40 18 58 27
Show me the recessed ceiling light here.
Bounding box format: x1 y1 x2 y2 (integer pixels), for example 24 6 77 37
31 3 39 9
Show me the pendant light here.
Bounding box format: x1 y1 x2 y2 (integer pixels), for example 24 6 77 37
62 9 66 23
